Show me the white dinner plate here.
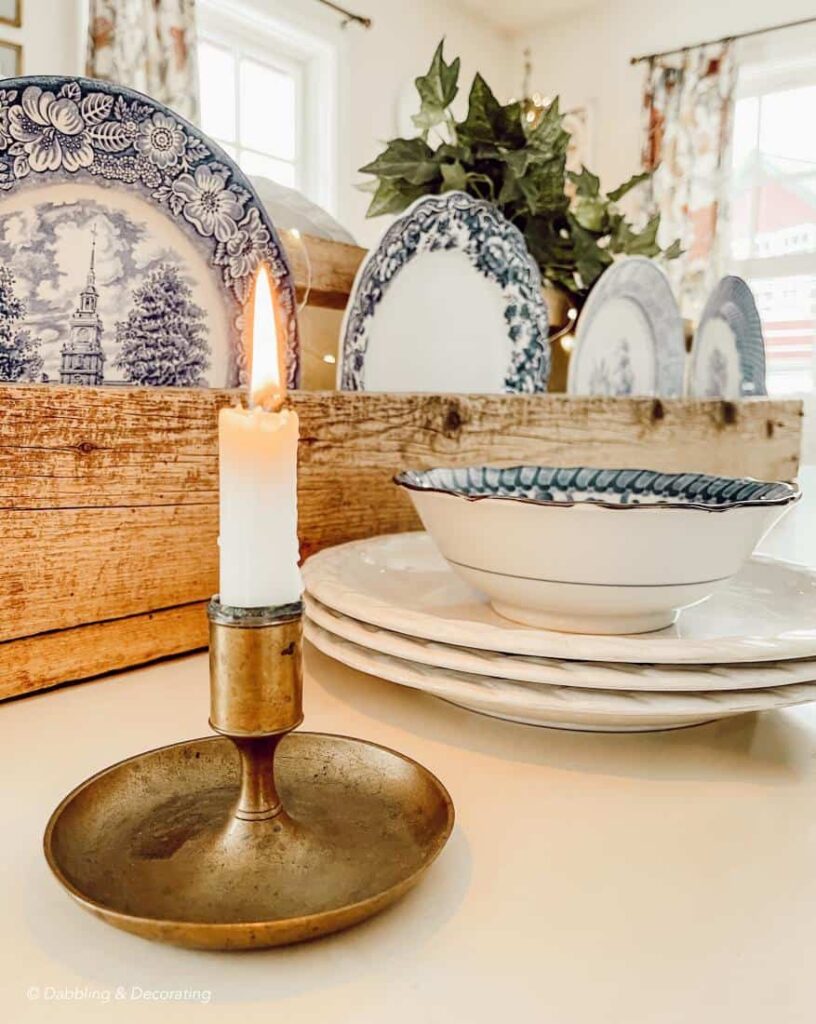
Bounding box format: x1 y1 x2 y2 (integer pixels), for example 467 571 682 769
568 257 685 396
338 191 549 393
689 276 766 398
305 594 816 692
305 618 816 732
302 532 816 665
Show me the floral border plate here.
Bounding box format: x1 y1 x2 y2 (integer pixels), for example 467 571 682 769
0 76 298 388
689 276 766 398
568 256 684 397
339 190 549 393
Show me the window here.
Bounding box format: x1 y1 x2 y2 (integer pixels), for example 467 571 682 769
197 0 337 209
726 57 816 397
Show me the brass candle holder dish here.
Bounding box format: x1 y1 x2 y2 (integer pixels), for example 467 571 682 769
44 599 454 950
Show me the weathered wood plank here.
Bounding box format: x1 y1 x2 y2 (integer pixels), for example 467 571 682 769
280 230 364 310
0 504 217 642
0 602 208 700
0 387 802 509
0 385 227 508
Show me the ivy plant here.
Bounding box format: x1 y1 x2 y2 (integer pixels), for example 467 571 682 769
359 41 681 308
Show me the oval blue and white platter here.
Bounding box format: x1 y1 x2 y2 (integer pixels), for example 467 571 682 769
688 276 766 398
568 256 685 397
339 190 550 393
0 76 298 389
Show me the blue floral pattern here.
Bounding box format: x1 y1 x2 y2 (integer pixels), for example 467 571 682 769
0 76 299 388
340 191 550 392
396 465 798 511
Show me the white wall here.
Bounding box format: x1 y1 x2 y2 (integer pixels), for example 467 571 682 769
1 0 84 76
333 0 514 244
512 0 816 193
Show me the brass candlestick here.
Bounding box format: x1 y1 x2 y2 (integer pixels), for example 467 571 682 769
44 599 454 950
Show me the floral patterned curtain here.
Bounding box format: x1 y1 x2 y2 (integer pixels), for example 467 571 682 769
642 42 736 320
87 0 199 124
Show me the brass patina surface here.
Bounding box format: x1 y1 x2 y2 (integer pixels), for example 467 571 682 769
208 599 304 737
43 599 454 950
44 732 453 949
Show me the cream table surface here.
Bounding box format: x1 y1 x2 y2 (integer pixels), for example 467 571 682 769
2 470 816 1024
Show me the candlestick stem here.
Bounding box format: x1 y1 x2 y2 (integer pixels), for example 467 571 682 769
232 735 284 821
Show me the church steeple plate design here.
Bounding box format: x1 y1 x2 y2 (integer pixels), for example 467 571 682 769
60 226 105 385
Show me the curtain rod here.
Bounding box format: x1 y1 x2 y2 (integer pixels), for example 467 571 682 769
629 14 816 65
315 0 371 29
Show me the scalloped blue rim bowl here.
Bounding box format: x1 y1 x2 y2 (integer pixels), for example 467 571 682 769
395 465 800 634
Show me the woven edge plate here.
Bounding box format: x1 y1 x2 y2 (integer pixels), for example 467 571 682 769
304 594 816 692
302 533 816 665
305 619 816 732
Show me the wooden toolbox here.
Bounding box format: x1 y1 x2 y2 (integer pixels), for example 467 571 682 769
0 234 804 700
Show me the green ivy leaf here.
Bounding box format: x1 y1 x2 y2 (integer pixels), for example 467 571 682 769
517 159 569 216
568 165 601 198
365 178 426 218
526 98 569 158
568 213 614 289
359 137 440 185
455 75 525 147
607 170 651 202
620 213 662 256
440 161 468 192
573 196 607 232
663 238 683 259
412 40 460 133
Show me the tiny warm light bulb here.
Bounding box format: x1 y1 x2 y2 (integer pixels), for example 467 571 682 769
249 265 284 410
323 353 336 365
560 332 575 354
567 307 578 322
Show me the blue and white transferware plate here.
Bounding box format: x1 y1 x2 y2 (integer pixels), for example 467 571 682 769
688 276 766 398
339 191 549 393
568 256 685 397
0 77 298 388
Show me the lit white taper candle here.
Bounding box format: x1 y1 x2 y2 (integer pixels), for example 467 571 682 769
218 265 302 608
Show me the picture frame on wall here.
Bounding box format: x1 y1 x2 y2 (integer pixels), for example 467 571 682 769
0 0 21 28
0 38 21 76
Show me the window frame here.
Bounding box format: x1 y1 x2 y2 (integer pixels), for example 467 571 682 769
196 0 338 211
726 50 816 401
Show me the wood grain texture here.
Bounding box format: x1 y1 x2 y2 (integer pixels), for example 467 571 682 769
0 602 208 701
0 385 802 698
280 231 365 310
0 505 217 643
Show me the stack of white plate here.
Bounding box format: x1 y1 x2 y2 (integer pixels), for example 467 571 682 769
302 533 816 732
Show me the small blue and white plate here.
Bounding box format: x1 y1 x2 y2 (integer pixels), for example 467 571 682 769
339 191 550 393
568 256 685 397
688 276 766 398
0 76 298 388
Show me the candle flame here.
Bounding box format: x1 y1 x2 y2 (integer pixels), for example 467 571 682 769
249 264 284 409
